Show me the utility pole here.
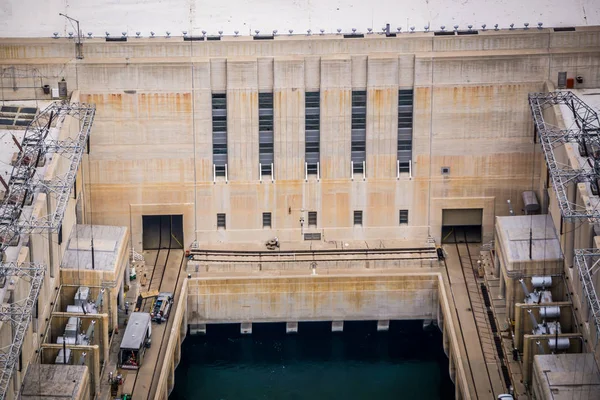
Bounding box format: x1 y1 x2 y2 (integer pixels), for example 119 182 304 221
59 13 83 59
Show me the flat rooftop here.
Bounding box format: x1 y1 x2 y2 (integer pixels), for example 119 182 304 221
20 364 88 400
61 224 128 271
533 353 600 400
495 214 562 264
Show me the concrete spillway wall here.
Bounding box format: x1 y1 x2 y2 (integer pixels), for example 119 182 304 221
148 271 475 400
187 273 438 324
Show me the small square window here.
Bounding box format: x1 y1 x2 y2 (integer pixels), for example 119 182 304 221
353 210 363 226
399 210 409 225
441 167 450 175
217 213 226 229
215 165 226 177
263 212 272 228
308 212 317 227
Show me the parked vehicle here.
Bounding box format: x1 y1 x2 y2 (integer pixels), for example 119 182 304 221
118 312 151 370
150 292 174 323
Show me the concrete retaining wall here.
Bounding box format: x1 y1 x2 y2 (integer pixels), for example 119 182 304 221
187 273 439 324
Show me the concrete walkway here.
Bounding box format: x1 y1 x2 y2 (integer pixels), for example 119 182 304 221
444 244 499 399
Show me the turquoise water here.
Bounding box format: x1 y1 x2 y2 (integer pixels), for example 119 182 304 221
171 320 455 400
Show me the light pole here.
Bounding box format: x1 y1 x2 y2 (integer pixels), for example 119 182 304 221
59 13 83 59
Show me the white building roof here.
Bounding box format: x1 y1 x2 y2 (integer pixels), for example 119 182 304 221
496 214 562 264
533 353 600 400
61 225 128 272
0 0 598 38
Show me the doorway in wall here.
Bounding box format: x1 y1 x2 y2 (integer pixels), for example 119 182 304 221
142 215 184 250
441 208 483 243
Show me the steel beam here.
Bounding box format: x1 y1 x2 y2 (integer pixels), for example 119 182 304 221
0 262 44 399
529 91 600 220
574 250 600 340
0 102 95 248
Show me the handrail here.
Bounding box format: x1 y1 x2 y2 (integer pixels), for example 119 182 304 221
153 278 188 400
189 246 436 256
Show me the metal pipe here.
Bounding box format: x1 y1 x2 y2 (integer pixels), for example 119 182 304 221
304 162 307 181
535 340 545 355
85 320 96 343
527 309 539 332
520 279 531 299
95 288 105 310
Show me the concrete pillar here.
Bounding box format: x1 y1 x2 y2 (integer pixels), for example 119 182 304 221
514 306 524 350
320 57 351 180
366 56 399 180
101 314 110 363
331 321 344 332
377 320 390 332
124 262 130 287
499 272 506 299
227 60 259 181
494 254 500 277
286 322 298 334
241 322 252 334
274 58 305 181
118 282 124 310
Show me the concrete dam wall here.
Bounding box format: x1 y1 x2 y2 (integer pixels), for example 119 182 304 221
187 272 439 326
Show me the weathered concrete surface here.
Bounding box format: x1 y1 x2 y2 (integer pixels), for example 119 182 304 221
21 364 90 400
532 353 600 400
3 30 600 249
187 271 439 323
1 0 599 38
171 268 474 400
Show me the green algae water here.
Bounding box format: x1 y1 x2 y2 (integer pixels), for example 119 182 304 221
170 320 455 400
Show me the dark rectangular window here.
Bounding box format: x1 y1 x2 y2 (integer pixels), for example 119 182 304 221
305 91 320 175
217 213 226 229
352 91 367 173
353 210 363 226
304 233 322 240
263 212 272 228
398 89 414 173
308 211 317 227
259 93 274 176
212 93 227 177
399 210 409 225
